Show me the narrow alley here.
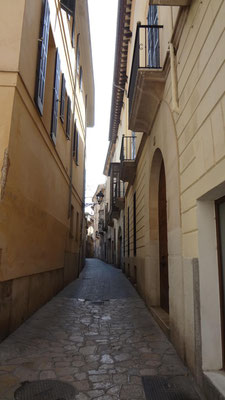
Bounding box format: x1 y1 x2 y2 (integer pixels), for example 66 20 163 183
0 259 204 400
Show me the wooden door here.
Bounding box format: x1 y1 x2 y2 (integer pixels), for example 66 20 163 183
216 196 225 365
158 162 169 313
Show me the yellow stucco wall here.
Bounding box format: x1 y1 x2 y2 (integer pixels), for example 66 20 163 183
0 0 93 340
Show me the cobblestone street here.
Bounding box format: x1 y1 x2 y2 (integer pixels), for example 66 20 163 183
0 259 204 399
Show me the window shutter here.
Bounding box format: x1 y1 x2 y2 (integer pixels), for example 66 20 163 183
51 49 61 145
66 97 71 139
75 130 79 165
35 0 50 115
79 66 83 90
71 1 76 47
72 122 76 157
76 35 80 74
60 0 75 16
60 73 66 122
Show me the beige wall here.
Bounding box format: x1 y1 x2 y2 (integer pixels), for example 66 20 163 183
105 0 225 393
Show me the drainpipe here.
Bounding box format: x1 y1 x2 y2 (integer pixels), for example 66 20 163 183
68 32 80 219
169 42 179 114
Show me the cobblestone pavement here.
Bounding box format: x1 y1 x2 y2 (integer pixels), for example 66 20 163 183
0 259 204 399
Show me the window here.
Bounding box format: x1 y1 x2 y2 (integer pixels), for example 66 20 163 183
60 1 76 47
147 5 160 68
60 73 66 123
72 121 76 157
79 66 83 91
131 131 136 160
72 124 79 165
60 0 75 16
35 0 50 115
50 49 61 145
76 35 80 75
66 96 71 139
133 192 136 256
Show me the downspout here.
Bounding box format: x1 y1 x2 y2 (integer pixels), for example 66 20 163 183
68 32 80 218
169 42 179 114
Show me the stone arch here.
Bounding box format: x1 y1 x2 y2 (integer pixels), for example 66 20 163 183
146 100 184 353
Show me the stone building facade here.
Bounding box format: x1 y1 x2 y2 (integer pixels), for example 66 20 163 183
103 0 225 398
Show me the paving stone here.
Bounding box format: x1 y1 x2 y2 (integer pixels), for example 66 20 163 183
88 389 105 398
39 369 57 379
100 354 114 364
80 346 97 355
0 259 205 400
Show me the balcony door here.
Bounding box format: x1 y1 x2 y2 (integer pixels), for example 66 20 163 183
158 161 169 313
147 5 160 68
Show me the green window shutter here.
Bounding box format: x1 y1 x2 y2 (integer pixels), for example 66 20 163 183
51 49 61 145
60 73 66 122
66 97 71 139
60 0 75 16
35 0 50 115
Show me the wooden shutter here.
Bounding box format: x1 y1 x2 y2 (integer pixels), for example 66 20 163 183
76 35 80 74
72 122 76 157
79 66 83 90
71 1 76 48
75 130 79 165
60 0 75 16
51 49 61 145
66 97 71 139
35 0 50 115
60 73 66 122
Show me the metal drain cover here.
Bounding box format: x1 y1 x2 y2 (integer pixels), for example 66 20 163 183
14 380 77 400
142 376 201 399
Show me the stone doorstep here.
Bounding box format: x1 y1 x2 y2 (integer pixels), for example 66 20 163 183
150 306 170 338
203 371 225 400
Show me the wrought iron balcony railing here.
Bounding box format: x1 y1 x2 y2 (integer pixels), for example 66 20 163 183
120 135 137 184
129 24 163 116
120 135 137 162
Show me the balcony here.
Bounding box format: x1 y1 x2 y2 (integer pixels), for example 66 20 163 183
120 135 137 184
128 24 165 134
109 163 125 219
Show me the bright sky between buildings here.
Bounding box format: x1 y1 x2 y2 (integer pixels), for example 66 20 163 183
86 0 118 209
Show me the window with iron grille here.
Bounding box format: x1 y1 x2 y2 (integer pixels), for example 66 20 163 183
147 5 160 68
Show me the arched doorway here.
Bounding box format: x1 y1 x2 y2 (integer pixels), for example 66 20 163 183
158 161 169 313
149 148 169 314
